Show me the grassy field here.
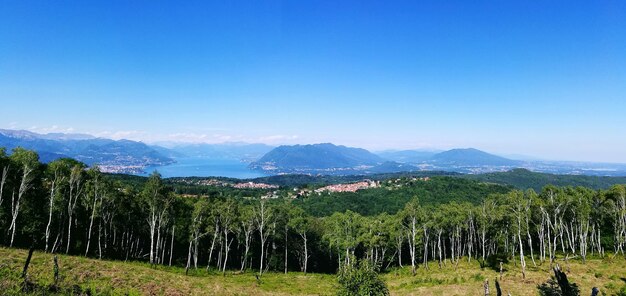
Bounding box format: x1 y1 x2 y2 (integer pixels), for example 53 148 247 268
1 247 625 295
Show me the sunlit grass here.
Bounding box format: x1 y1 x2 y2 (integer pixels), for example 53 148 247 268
2 247 625 295
383 255 626 296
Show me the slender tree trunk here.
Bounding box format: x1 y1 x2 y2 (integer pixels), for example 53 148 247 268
185 240 192 275
517 216 526 279
10 165 34 247
98 219 102 259
284 225 288 274
85 182 99 257
45 173 58 253
222 230 233 275
169 226 175 266
437 230 443 268
66 169 83 254
0 165 7 211
423 225 429 269
207 221 219 271
149 211 156 264
302 232 308 274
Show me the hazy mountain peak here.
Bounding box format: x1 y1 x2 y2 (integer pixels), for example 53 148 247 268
431 148 519 166
250 143 384 172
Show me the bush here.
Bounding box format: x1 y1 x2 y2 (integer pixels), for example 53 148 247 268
337 259 389 296
617 284 626 296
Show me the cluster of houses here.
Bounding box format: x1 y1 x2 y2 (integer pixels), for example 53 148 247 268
314 180 380 193
233 182 279 189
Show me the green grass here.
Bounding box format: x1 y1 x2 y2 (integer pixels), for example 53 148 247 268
2 247 625 295
0 247 334 295
383 257 626 296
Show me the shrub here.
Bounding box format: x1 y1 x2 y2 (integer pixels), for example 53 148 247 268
337 259 389 296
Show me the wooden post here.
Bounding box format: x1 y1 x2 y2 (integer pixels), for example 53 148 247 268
484 279 490 295
22 246 35 279
553 264 574 296
499 262 503 280
591 287 599 296
495 279 502 296
53 255 59 284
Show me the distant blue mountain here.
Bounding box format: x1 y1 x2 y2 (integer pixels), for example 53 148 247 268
250 144 522 175
168 142 274 162
0 129 174 167
366 161 418 174
430 148 520 167
377 150 438 163
250 143 384 173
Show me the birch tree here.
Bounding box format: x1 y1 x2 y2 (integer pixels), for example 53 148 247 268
142 171 169 265
85 168 102 257
289 206 311 274
0 148 9 231
507 190 528 279
219 199 237 275
238 205 255 272
254 199 274 275
44 160 66 253
402 198 421 276
187 199 209 271
8 148 38 247
66 164 85 253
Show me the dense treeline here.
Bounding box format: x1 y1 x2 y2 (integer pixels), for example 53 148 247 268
294 177 511 216
1 147 625 277
247 171 460 188
465 168 626 192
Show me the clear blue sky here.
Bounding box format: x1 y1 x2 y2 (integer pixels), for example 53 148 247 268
1 1 625 162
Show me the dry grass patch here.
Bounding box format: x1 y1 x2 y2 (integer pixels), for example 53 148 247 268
2 247 625 295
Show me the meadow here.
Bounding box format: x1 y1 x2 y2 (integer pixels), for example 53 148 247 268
2 247 625 295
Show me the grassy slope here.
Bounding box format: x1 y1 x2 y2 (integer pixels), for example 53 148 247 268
384 258 626 296
0 247 335 295
2 247 625 295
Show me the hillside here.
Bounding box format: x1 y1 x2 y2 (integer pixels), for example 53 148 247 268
376 150 437 163
0 129 174 173
3 247 625 296
250 143 384 173
463 168 626 191
168 142 274 161
294 176 511 216
430 148 520 166
0 247 334 295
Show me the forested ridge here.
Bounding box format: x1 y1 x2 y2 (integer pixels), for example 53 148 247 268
464 168 626 192
1 147 626 290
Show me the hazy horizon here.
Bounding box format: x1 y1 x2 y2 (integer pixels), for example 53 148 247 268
2 1 625 163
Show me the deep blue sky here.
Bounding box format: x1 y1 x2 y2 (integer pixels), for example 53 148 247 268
1 1 625 162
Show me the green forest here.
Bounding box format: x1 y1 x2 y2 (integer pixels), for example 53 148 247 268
1 147 626 295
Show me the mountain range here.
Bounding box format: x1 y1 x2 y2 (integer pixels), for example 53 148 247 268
249 144 522 175
0 129 175 173
0 129 273 174
164 142 273 162
2 129 626 177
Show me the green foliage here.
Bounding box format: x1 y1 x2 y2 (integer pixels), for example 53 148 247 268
295 177 510 216
337 259 389 296
537 277 580 296
538 266 581 296
2 146 626 279
465 168 626 192
249 171 459 188
617 284 626 296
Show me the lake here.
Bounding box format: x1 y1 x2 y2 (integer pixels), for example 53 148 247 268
140 157 267 179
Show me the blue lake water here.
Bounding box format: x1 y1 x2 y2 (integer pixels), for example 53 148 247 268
140 157 267 179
